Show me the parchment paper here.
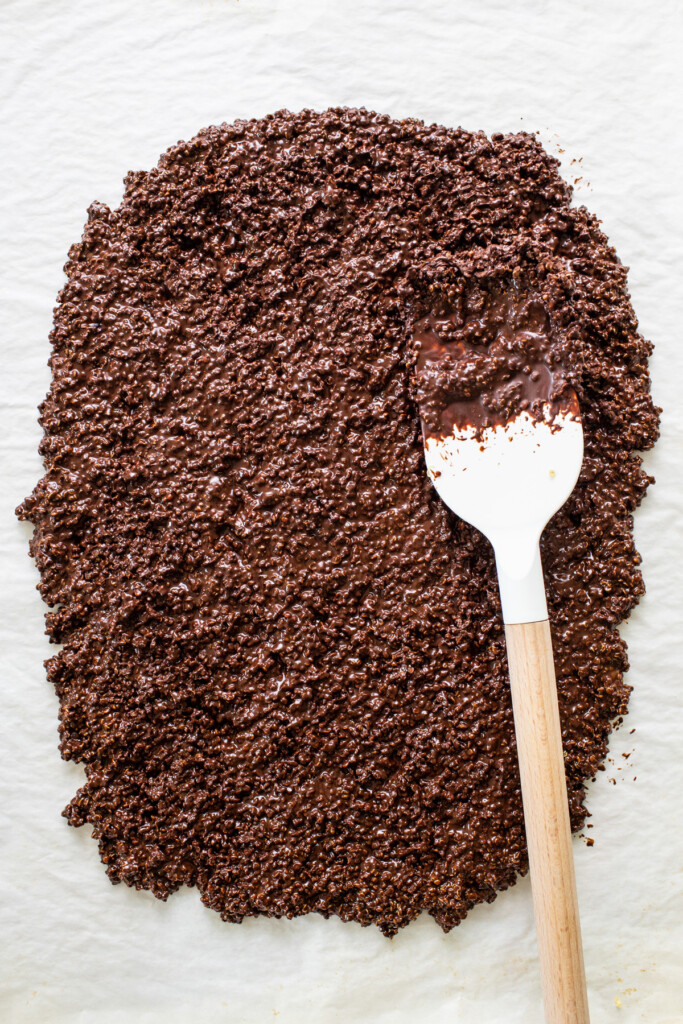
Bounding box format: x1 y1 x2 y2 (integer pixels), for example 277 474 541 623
1 1 681 1021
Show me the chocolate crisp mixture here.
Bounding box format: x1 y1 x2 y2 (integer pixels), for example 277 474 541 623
18 109 659 936
413 265 576 438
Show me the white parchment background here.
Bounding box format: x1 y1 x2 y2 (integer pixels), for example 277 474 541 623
1 1 681 1021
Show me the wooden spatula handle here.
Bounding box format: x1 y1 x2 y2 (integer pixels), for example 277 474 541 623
505 619 590 1024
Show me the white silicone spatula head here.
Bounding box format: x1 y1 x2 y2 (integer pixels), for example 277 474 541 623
423 399 583 623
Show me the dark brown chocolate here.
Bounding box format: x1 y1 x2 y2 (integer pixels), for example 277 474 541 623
414 277 574 438
17 108 659 936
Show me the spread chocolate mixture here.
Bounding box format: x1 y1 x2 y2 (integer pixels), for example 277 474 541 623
414 266 575 438
18 108 658 936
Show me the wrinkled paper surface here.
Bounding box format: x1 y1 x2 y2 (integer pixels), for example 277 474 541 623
1 1 682 1020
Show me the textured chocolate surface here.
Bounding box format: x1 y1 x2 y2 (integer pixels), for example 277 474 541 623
18 108 658 936
414 277 574 438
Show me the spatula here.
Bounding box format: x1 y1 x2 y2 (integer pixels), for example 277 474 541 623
423 397 590 1024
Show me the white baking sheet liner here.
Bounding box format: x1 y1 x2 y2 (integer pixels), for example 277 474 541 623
1 1 681 1020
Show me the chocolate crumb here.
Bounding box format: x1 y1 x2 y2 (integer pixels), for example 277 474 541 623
17 108 659 936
